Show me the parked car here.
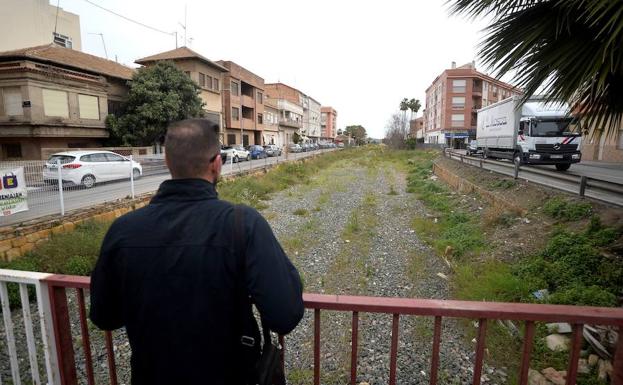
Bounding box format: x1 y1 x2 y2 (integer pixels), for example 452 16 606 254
288 144 302 153
465 140 482 156
43 151 142 189
248 145 267 159
337 142 345 148
301 143 311 152
263 145 282 157
221 145 250 163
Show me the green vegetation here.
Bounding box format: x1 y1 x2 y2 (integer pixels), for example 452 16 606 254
488 179 517 190
543 197 592 221
293 208 309 216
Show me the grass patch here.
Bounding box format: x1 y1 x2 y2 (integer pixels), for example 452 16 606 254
543 197 592 221
488 179 517 190
388 185 399 195
293 208 309 216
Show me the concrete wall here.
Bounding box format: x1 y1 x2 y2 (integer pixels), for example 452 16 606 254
0 0 82 51
581 126 623 163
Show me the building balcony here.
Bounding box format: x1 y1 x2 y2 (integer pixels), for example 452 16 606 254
472 87 482 96
241 94 255 108
279 118 302 128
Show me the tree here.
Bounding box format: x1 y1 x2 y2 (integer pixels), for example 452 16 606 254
448 0 623 139
344 125 367 145
107 61 204 146
384 113 407 149
408 98 421 123
293 132 301 144
399 98 409 132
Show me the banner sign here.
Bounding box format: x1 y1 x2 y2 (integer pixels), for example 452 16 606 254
0 167 28 216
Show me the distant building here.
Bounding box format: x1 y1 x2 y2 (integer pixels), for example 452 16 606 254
423 61 520 147
321 107 337 140
580 123 623 163
0 44 134 160
263 98 280 146
0 0 82 52
264 83 303 146
135 47 229 142
265 82 322 143
217 61 265 146
305 96 322 142
409 117 424 139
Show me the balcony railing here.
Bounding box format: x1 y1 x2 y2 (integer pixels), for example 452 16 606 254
1 269 622 385
279 118 302 128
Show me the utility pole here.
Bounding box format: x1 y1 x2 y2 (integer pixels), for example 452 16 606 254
88 33 108 59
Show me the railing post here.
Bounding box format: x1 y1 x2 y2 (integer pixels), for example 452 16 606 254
129 155 135 199
514 160 520 179
48 285 78 385
350 311 359 385
389 314 400 385
314 308 321 385
610 326 622 385
579 176 587 197
56 159 65 216
35 280 61 385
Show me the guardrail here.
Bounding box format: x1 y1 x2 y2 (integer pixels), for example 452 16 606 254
1 269 622 385
443 149 623 206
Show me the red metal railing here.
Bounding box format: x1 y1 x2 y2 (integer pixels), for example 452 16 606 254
42 275 623 385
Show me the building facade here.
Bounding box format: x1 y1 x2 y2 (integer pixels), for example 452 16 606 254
320 106 337 140
217 61 265 146
304 96 322 141
263 98 280 146
135 47 229 142
409 117 424 139
1 0 82 52
0 45 133 160
580 124 623 163
423 61 520 147
265 83 304 146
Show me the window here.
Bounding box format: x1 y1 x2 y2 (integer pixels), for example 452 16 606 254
232 107 240 121
42 89 69 117
214 78 220 91
452 79 466 93
53 32 72 48
257 91 263 104
257 113 263 124
227 134 236 145
452 96 465 109
78 94 99 119
206 75 213 89
199 73 206 87
3 143 22 159
451 113 465 128
231 81 239 96
105 153 125 162
2 87 23 116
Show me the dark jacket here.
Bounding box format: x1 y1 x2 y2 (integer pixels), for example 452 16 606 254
89 179 304 385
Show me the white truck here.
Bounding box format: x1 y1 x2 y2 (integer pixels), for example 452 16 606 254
476 96 582 171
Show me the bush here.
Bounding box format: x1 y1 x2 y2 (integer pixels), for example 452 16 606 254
543 197 592 221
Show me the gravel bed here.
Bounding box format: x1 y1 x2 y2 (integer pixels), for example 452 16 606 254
1 157 506 385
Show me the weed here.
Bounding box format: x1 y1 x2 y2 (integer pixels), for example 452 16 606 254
388 185 399 195
543 197 592 221
488 179 517 190
293 208 309 216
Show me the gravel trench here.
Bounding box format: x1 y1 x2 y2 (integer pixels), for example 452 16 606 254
1 157 507 385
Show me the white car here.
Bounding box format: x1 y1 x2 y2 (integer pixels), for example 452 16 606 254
43 150 142 188
221 145 250 163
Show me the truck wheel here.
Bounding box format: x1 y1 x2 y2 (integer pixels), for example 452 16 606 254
555 164 571 171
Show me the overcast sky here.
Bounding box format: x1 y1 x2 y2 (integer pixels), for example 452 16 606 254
57 0 492 138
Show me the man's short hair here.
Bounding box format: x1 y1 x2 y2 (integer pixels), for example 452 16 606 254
165 119 220 178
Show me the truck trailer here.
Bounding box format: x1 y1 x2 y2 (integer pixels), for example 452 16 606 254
476 96 582 171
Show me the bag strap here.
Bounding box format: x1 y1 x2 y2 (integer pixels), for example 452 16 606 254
234 205 272 348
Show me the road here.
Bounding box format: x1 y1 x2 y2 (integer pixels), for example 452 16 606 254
2 150 333 226
447 152 623 207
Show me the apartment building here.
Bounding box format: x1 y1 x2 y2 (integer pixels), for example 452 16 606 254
265 83 304 146
217 61 265 146
0 44 133 160
423 61 520 147
263 98 280 146
305 96 322 141
135 47 229 141
320 106 337 140
0 0 82 52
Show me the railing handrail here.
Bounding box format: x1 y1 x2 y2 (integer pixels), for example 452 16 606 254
303 293 623 325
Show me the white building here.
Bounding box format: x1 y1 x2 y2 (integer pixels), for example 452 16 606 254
0 0 82 52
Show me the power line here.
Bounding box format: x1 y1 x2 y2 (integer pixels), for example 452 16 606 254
80 0 175 36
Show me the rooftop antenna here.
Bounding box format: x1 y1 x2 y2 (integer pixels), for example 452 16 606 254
178 4 187 46
53 0 61 37
88 32 108 59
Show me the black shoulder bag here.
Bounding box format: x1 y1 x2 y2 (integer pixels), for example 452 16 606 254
235 206 286 385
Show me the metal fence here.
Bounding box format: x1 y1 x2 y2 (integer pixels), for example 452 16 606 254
1 269 621 385
0 149 335 227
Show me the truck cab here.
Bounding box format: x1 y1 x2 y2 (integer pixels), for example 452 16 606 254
517 115 582 170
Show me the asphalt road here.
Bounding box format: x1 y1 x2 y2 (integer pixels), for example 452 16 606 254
1 150 334 226
448 152 623 207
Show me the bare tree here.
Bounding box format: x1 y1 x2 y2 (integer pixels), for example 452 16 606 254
384 113 407 149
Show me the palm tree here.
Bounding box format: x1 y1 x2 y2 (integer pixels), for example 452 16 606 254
448 0 623 139
400 98 409 137
408 98 421 122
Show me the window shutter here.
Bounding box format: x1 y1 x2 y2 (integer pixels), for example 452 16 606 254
42 89 69 117
78 94 99 119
